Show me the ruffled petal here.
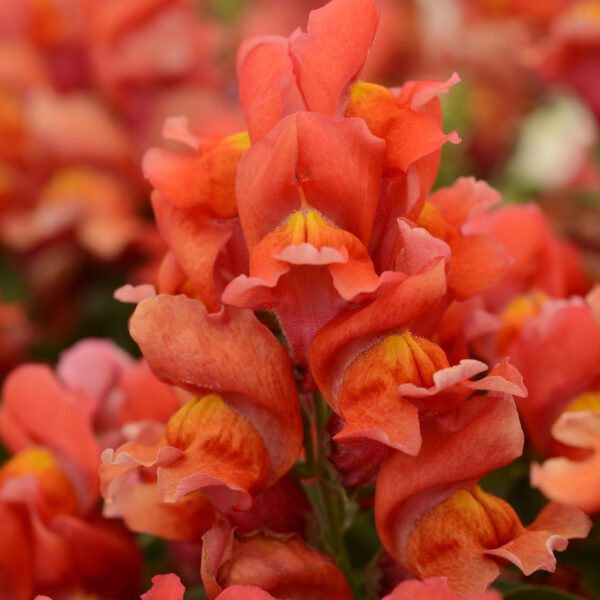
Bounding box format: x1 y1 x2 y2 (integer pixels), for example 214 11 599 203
129 295 302 486
485 502 591 574
151 192 233 312
532 410 600 513
375 396 523 563
310 262 447 411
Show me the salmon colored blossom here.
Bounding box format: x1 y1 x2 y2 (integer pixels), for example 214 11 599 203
375 395 591 596
532 393 600 513
101 295 302 515
201 522 353 600
310 264 526 456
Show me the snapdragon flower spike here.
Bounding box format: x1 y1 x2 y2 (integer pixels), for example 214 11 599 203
375 395 591 596
310 263 526 455
143 118 250 311
201 522 353 599
224 111 390 361
532 392 600 513
101 294 302 513
237 0 380 142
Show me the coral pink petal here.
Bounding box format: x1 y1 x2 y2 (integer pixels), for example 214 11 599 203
532 411 600 513
310 261 447 409
375 395 524 559
236 112 384 248
290 0 379 116
57 339 132 403
396 360 488 399
217 586 276 600
0 366 100 509
151 192 232 312
429 177 501 231
142 573 185 600
384 577 501 600
465 359 528 398
398 72 462 111
129 295 302 484
113 283 156 304
395 219 451 276
237 35 303 142
485 503 592 574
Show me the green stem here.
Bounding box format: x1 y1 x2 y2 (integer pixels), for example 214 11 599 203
310 393 358 597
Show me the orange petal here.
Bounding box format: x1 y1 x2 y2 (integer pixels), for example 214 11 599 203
151 192 233 312
404 486 521 595
335 332 449 454
104 482 215 542
429 177 501 231
237 36 303 142
531 410 600 513
143 131 249 217
375 396 523 565
485 502 591 575
310 262 447 411
447 235 509 301
384 577 501 599
0 503 33 600
347 81 459 176
142 574 185 600
217 586 276 600
160 394 271 507
507 297 600 452
118 360 181 426
290 0 379 116
236 112 384 249
129 296 302 486
201 523 353 599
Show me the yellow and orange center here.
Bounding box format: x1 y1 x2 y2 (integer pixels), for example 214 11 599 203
0 447 78 517
564 391 600 415
406 485 522 579
416 202 455 243
342 331 450 402
163 394 271 493
201 131 250 219
496 291 548 354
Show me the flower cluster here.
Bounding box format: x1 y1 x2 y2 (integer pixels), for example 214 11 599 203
0 0 598 599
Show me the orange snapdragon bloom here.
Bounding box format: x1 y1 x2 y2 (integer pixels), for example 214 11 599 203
310 264 526 455
376 396 591 596
101 295 302 516
201 522 353 599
